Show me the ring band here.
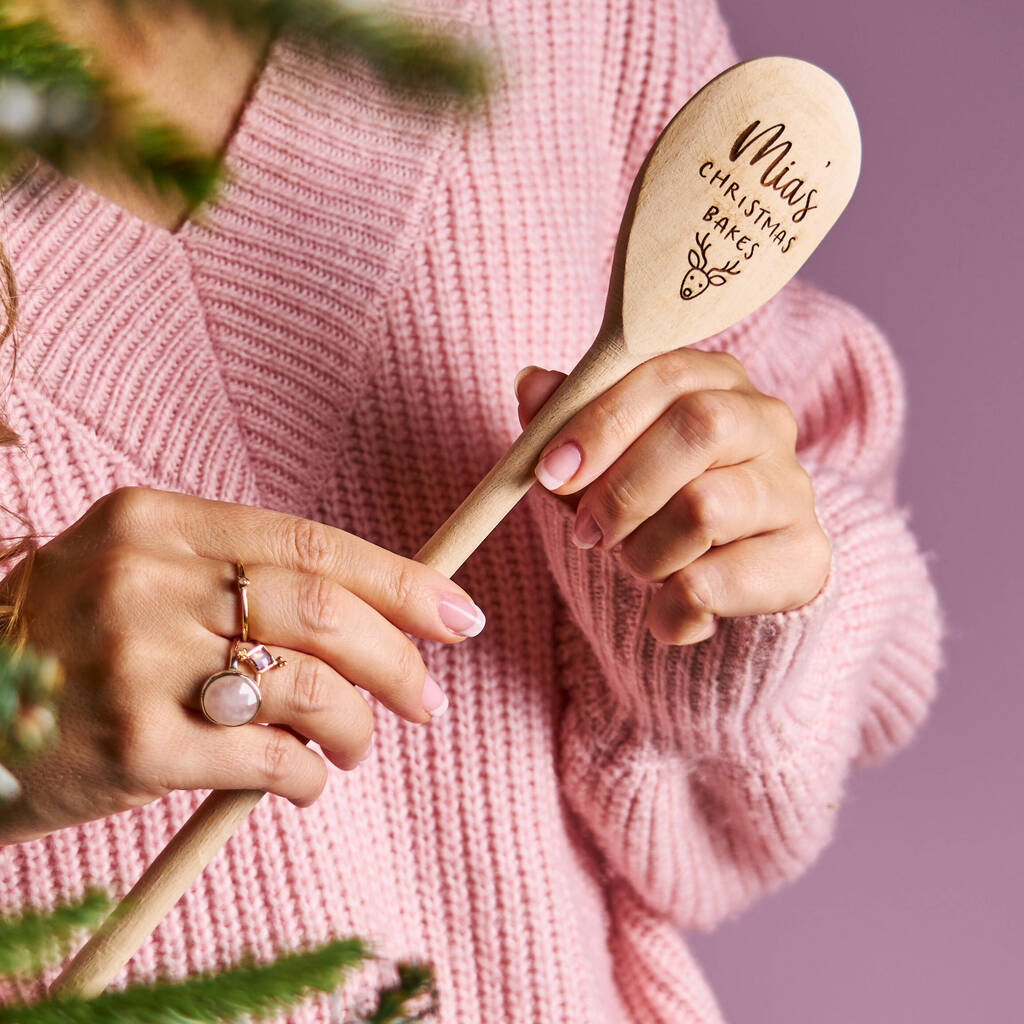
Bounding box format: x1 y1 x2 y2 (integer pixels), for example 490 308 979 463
237 561 250 644
199 562 286 727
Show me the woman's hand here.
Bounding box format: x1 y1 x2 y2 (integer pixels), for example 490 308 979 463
0 487 485 843
516 348 830 645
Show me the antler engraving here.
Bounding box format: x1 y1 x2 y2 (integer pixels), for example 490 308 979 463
680 232 742 300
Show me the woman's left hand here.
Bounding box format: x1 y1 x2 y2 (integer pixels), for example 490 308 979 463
515 348 831 645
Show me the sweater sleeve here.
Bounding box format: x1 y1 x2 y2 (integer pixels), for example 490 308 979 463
531 2 943 931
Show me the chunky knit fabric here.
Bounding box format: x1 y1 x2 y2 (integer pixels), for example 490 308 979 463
0 2 941 1021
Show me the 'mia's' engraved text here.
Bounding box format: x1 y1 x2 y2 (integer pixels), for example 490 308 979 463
729 121 818 223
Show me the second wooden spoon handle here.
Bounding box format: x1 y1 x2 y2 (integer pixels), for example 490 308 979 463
50 329 631 1000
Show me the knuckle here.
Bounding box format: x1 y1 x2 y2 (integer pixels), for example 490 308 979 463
348 702 376 755
767 396 799 447
653 347 698 391
714 350 747 380
682 392 737 447
793 462 816 506
96 486 156 541
592 472 643 524
286 517 332 572
809 525 833 575
297 574 340 635
393 639 424 688
262 730 297 788
663 570 713 617
290 659 331 717
594 397 642 449
384 560 420 621
678 482 720 547
618 542 662 582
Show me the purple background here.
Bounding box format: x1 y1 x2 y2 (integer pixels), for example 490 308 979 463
688 2 1022 1021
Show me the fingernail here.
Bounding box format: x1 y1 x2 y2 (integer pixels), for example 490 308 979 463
514 365 542 399
421 674 450 719
438 594 486 637
536 442 582 490
572 509 603 549
359 735 375 763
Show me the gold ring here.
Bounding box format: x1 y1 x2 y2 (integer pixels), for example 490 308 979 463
236 560 250 643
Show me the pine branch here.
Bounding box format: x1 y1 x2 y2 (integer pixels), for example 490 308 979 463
0 891 109 978
362 961 437 1023
158 0 491 99
1 938 377 1024
0 11 222 205
0 2 487 210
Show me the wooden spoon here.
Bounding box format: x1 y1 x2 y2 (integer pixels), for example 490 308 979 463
51 55 860 998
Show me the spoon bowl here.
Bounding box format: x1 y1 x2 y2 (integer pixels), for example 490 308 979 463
616 56 860 357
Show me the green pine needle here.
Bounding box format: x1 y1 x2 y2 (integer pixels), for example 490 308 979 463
363 961 437 1023
0 15 96 90
1 938 376 1024
0 890 109 978
118 120 222 207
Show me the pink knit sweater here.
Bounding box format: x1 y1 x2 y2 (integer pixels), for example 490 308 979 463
0 2 941 1021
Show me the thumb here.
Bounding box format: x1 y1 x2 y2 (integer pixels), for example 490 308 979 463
514 365 567 429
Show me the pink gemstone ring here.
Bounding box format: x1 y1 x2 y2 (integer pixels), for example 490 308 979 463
200 659 264 727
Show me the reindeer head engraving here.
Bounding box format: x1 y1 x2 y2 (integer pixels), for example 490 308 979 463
680 232 742 300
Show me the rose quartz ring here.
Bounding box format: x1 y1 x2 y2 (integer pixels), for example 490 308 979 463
200 659 264 727
199 563 287 727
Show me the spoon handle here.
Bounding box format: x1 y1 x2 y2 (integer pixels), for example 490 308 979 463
49 326 632 999
49 788 264 998
417 327 628 576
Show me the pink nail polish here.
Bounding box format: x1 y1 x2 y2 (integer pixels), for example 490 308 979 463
572 510 603 549
438 594 486 637
535 442 582 490
421 674 450 719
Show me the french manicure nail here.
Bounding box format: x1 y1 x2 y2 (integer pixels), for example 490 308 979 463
421 674 450 719
535 442 582 490
438 594 486 637
572 509 603 549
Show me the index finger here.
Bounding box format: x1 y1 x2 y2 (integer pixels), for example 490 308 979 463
134 489 487 643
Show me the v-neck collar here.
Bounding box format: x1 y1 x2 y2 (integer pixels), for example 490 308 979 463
0 19 476 514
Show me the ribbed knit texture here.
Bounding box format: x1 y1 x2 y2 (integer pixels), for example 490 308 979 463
0 3 941 1022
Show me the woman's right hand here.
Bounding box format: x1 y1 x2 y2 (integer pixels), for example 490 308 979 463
0 486 486 844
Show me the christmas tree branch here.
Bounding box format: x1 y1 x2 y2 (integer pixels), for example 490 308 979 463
2 938 384 1024
126 0 490 99
0 1 487 209
0 891 109 977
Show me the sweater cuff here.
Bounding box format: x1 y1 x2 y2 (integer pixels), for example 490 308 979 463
528 478 842 762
